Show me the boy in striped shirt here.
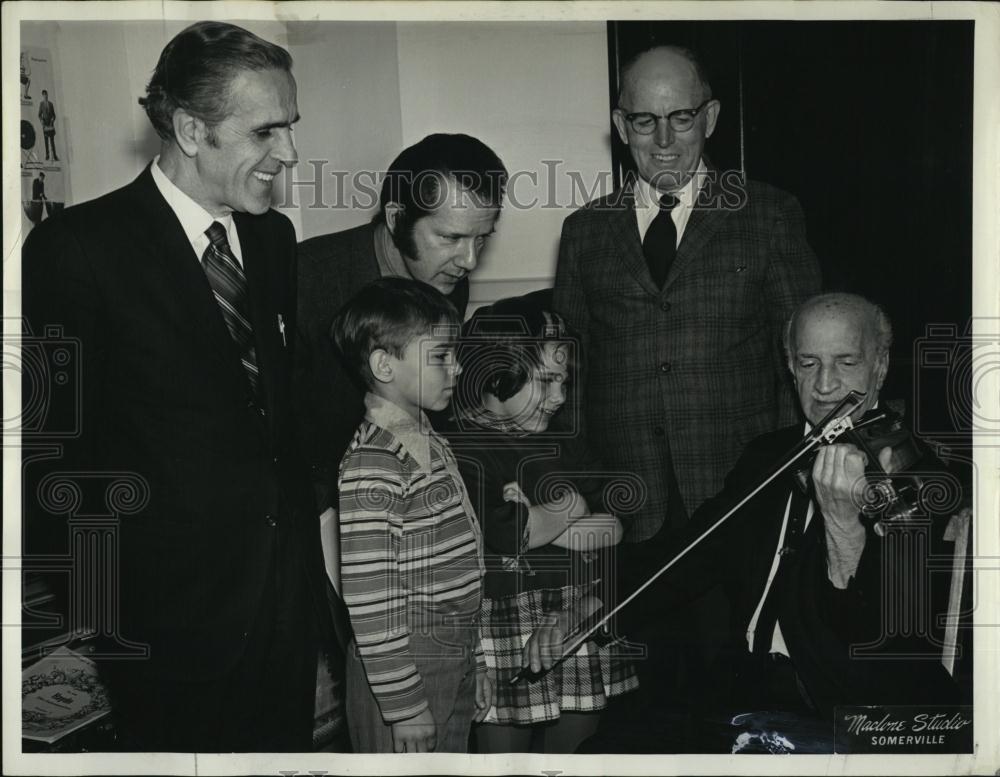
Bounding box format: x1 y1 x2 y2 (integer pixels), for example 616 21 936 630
332 277 491 753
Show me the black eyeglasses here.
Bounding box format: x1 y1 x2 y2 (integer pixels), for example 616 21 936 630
619 99 714 134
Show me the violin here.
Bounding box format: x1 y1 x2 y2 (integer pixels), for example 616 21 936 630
792 406 927 536
510 390 937 685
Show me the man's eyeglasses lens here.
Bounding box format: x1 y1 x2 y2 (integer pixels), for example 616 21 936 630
624 100 712 135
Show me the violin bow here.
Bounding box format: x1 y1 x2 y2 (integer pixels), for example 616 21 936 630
511 390 869 686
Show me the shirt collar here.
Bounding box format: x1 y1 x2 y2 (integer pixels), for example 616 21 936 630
634 157 708 210
373 221 413 281
365 392 434 472
150 155 235 247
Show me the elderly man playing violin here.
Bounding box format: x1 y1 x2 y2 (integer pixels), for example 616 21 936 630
526 293 966 752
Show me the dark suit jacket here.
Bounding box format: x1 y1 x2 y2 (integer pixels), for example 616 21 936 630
21 166 340 681
294 221 469 508
622 424 960 719
553 173 822 542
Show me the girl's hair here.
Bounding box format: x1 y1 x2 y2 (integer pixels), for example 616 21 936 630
455 290 575 410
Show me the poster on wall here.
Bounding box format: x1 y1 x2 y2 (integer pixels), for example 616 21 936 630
20 44 69 234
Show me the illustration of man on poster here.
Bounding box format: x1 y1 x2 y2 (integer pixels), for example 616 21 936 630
19 43 72 231
23 172 44 227
31 171 46 203
20 51 30 99
38 90 57 161
23 170 64 232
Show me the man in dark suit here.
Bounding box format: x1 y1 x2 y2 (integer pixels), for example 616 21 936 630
533 294 962 752
22 21 341 752
38 89 58 161
294 134 507 512
552 44 822 705
685 294 958 720
554 43 822 548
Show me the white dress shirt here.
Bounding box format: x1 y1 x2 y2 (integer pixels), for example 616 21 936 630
746 408 876 657
633 158 708 246
746 490 816 657
150 155 244 267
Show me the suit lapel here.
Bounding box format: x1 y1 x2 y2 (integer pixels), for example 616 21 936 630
351 222 380 273
609 186 662 296
662 170 731 292
131 168 249 375
347 221 381 290
235 211 280 416
748 429 815 654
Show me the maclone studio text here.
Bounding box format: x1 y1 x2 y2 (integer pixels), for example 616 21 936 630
844 711 971 746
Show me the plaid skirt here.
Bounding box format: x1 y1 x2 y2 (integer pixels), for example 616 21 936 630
479 585 639 725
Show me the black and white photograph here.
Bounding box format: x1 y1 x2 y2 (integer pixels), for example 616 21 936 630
3 2 998 775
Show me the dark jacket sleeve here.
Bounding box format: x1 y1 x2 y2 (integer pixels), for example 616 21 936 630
809 445 959 648
21 215 106 569
554 432 611 515
292 236 369 510
552 212 592 444
614 433 784 635
760 190 822 426
780 444 963 714
452 443 528 558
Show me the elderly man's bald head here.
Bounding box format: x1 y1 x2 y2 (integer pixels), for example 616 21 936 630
619 45 712 107
785 293 893 361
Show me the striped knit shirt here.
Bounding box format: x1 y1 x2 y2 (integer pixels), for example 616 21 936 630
338 394 485 722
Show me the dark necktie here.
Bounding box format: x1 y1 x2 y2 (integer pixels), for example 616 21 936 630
642 193 679 288
202 222 259 395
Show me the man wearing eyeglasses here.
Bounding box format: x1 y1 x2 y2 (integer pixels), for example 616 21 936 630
553 44 821 720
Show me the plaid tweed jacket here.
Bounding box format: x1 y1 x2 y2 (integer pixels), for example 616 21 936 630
553 173 821 542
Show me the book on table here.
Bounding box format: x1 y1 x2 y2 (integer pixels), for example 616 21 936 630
22 646 110 744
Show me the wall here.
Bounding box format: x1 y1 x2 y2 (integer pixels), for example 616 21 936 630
285 21 403 240
20 20 288 210
18 20 612 307
396 21 611 305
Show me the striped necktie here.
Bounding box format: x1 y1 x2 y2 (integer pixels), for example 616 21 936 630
202 222 259 395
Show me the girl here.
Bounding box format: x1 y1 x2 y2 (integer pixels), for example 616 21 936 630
445 291 637 753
